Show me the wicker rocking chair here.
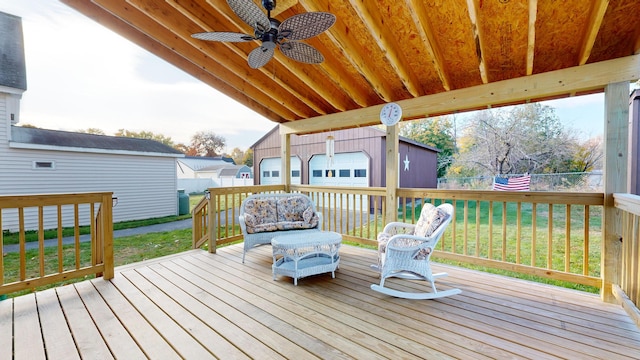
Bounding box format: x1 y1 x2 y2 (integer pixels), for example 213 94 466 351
371 203 462 300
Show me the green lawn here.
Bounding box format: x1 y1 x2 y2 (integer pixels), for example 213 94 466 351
353 199 602 293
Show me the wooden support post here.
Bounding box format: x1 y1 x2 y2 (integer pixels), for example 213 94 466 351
385 124 399 223
102 192 114 280
281 132 291 192
208 191 216 253
602 81 628 303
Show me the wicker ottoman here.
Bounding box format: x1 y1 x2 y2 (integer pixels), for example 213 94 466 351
271 231 342 285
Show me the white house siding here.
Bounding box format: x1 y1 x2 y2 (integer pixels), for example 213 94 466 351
0 146 178 231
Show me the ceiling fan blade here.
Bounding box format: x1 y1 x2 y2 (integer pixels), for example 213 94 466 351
279 41 325 64
279 12 336 40
191 31 254 42
227 0 270 31
248 45 275 68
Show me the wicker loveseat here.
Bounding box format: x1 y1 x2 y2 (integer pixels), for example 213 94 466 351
239 193 322 263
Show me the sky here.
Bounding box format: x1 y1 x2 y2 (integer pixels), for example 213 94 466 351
1 1 609 153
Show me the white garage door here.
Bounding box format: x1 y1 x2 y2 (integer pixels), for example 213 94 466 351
309 152 370 210
259 157 302 185
309 152 369 187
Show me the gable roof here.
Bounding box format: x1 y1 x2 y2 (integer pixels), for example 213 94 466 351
177 156 235 171
252 125 440 153
11 126 183 155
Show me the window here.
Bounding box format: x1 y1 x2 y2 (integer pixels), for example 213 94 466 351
312 170 322 177
339 169 350 177
325 170 335 177
33 161 55 169
263 171 270 177
271 170 279 177
354 169 367 177
291 170 300 177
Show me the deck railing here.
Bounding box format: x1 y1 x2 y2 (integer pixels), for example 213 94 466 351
0 192 114 295
193 185 605 288
613 193 640 325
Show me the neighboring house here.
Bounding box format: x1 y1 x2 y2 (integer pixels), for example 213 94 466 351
252 126 440 189
176 156 234 179
0 13 184 230
177 156 252 192
196 164 252 180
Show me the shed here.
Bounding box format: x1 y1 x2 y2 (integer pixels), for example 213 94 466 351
252 126 439 188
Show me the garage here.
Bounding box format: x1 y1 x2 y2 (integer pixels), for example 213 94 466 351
259 157 302 185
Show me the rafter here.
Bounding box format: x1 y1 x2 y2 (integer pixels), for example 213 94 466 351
349 0 423 97
526 0 538 75
406 0 451 92
298 1 397 102
578 0 609 65
466 0 489 84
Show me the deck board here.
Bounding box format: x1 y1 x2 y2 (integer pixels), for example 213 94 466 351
3 244 640 359
36 289 80 360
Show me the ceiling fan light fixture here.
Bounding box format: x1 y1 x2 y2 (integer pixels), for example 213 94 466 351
262 41 277 50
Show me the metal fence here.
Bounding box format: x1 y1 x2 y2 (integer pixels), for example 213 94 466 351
437 171 603 192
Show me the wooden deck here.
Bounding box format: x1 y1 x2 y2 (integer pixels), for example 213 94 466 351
2 243 639 359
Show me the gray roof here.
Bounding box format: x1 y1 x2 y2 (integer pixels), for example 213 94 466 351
11 126 183 155
0 12 27 90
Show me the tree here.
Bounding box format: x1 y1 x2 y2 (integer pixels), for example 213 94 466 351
451 103 577 176
115 129 174 146
174 143 197 156
77 128 106 135
242 149 254 167
190 131 226 157
399 116 456 177
229 147 245 165
570 136 603 172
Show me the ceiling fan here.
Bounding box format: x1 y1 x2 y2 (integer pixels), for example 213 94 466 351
192 0 336 69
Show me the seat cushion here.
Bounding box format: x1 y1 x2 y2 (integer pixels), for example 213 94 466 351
276 195 309 222
414 204 448 238
243 197 277 233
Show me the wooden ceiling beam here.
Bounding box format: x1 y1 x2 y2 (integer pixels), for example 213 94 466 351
349 0 423 97
526 0 538 75
121 0 316 119
304 39 377 108
406 0 451 92
281 54 640 135
62 0 284 122
466 0 489 84
578 0 609 65
298 1 396 102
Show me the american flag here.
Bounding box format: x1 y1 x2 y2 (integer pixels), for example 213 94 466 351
493 175 531 191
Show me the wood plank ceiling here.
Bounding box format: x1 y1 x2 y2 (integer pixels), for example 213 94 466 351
61 0 640 130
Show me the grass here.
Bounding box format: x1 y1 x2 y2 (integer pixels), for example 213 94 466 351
2 228 195 297
351 199 602 294
1 194 207 246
